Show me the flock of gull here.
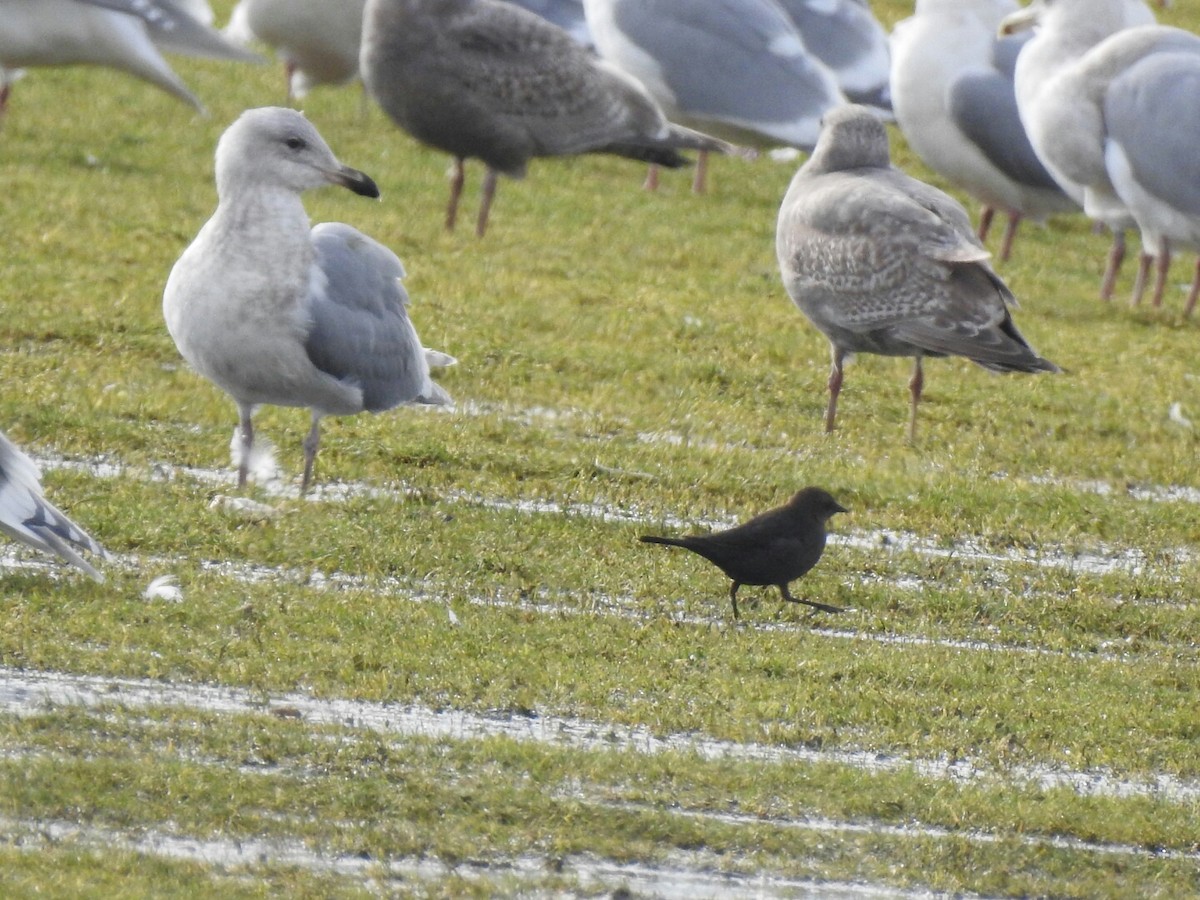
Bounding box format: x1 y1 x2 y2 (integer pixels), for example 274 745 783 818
0 0 1193 612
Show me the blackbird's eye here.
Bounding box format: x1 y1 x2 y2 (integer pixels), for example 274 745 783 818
284 136 306 151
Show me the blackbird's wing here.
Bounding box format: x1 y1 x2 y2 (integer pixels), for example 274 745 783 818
681 507 825 586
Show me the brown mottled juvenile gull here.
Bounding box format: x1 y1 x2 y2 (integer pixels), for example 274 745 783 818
359 0 739 236
0 431 107 581
776 105 1060 440
163 107 454 496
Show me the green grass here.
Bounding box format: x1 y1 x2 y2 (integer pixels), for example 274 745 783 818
2 1 1200 895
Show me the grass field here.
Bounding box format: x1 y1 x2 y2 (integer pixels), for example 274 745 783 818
2 1 1200 896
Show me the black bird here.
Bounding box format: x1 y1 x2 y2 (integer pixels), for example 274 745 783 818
640 486 847 620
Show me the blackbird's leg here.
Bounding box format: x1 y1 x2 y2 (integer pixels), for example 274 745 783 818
778 584 844 614
728 582 741 621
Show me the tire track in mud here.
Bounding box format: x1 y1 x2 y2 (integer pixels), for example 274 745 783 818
2 667 1197 806
34 448 1193 579
0 816 949 899
0 540 1164 666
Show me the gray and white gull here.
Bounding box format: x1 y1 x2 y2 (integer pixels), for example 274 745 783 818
224 0 366 101
890 0 1075 262
776 105 1060 440
359 0 740 236
0 431 106 581
163 107 454 496
1004 0 1184 299
1105 49 1200 311
0 0 261 115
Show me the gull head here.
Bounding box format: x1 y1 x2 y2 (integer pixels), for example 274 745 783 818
214 107 379 200
807 105 891 173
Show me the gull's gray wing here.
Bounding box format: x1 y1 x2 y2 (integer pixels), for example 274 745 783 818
775 0 890 108
76 0 263 61
609 0 841 138
991 30 1025 81
1105 51 1200 215
0 431 106 581
803 167 988 263
948 70 1063 192
503 0 590 45
304 223 448 412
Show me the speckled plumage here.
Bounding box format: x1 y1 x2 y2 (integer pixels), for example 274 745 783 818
776 106 1060 438
360 0 735 235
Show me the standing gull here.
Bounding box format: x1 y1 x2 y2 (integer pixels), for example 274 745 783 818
0 431 106 581
359 0 740 236
224 0 366 101
163 107 454 496
1004 0 1180 299
582 0 845 191
889 0 1075 263
1105 51 1200 312
776 106 1060 440
0 0 261 115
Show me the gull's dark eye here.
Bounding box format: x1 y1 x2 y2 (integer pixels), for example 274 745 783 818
284 136 307 151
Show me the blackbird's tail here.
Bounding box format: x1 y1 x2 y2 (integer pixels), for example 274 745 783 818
639 534 689 549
